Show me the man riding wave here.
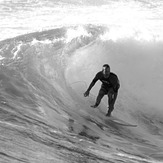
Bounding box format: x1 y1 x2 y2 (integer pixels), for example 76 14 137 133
84 64 120 117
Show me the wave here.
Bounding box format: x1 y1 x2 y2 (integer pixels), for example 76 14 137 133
0 24 163 162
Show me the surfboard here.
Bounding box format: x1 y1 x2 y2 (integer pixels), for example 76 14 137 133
84 113 137 131
90 106 137 127
104 116 137 127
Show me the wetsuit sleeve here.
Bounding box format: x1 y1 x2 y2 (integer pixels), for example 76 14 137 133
86 72 100 92
113 78 120 93
109 73 120 93
92 72 100 84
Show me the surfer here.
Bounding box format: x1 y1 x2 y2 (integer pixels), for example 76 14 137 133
84 64 120 117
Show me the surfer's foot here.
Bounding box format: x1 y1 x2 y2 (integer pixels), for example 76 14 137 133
91 104 98 108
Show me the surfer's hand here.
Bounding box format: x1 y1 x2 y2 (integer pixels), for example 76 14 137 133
84 91 89 97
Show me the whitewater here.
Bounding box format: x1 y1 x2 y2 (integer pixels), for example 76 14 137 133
0 0 163 162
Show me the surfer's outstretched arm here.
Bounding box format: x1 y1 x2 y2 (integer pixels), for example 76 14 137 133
84 73 99 97
84 81 95 97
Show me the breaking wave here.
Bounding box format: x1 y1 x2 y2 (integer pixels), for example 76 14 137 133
0 24 163 162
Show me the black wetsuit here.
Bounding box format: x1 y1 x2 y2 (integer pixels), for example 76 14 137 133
91 71 120 116
92 71 120 93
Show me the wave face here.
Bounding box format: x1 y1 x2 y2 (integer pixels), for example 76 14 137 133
0 25 163 163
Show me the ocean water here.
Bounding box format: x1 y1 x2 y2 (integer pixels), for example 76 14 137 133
0 0 163 162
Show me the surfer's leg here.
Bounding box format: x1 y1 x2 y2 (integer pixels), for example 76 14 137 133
92 88 106 108
106 89 118 116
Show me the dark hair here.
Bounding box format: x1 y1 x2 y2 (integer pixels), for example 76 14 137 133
103 64 110 68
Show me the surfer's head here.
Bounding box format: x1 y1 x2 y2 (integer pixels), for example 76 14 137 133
102 64 110 78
